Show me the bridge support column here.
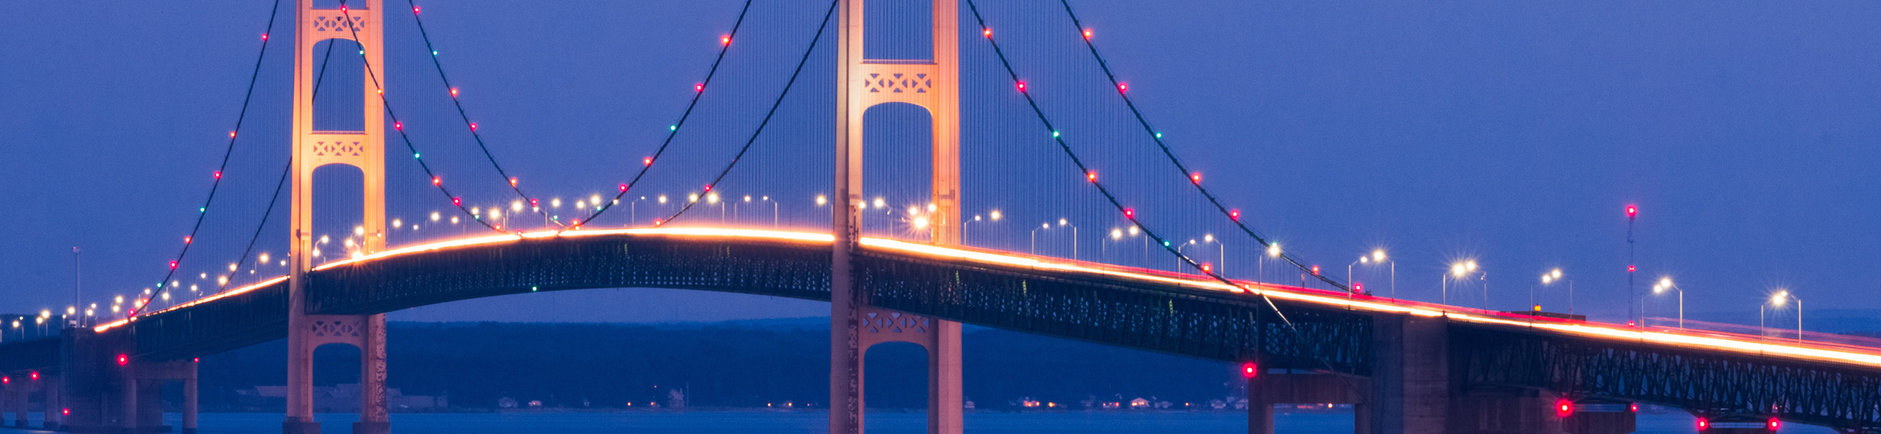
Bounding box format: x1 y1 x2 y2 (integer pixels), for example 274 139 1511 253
354 314 390 434
44 373 62 430
1368 314 1450 434
928 320 962 434
286 0 387 430
119 361 136 434
1246 373 1272 434
182 363 198 434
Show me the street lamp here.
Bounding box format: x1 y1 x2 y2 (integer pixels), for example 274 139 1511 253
1652 277 1683 329
1058 218 1079 260
962 210 1000 245
1348 249 1393 297
1260 243 1282 283
1538 268 1573 316
1104 228 1123 263
1030 222 1050 255
1443 260 1484 307
1762 290 1802 342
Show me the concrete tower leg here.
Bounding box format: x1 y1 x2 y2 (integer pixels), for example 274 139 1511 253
354 314 390 434
287 0 386 432
833 0 964 432
927 320 962 434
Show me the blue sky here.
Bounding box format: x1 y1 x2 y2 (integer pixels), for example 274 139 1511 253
2 1 1878 328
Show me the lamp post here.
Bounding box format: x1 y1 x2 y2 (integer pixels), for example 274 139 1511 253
1129 226 1145 268
1104 228 1123 263
1199 234 1224 276
1261 243 1281 284
1763 290 1802 342
1058 218 1079 260
1652 277 1683 329
1443 260 1483 306
1177 239 1197 272
962 209 1001 245
1030 222 1050 255
72 246 81 328
1537 268 1573 316
1347 249 1391 297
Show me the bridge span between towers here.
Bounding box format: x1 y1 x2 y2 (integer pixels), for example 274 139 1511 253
4 227 1881 433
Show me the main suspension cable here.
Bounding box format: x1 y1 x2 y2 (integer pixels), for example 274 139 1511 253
1053 0 1349 292
656 0 838 226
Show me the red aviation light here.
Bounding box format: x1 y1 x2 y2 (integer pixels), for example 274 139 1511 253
1625 204 1638 218
1554 399 1573 418
1240 362 1257 379
117 354 129 366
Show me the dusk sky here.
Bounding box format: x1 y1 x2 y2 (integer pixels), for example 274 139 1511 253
3 1 1879 328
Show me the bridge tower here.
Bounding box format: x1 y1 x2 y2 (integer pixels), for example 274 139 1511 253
831 0 964 433
285 1 390 433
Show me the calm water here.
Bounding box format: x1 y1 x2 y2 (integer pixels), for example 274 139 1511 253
3 410 1839 433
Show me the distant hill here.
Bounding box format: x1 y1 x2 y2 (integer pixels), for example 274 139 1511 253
198 320 1243 411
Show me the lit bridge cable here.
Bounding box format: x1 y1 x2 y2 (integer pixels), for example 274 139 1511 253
334 1 506 234
575 0 758 232
656 0 838 227
1052 0 1350 293
403 1 561 228
964 0 1370 378
195 27 350 308
130 0 285 318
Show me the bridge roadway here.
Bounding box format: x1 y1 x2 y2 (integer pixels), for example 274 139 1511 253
4 227 1881 431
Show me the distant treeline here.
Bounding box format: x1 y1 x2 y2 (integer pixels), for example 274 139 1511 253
196 320 1243 410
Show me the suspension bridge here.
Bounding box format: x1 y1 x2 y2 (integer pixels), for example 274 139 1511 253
1 1 1877 433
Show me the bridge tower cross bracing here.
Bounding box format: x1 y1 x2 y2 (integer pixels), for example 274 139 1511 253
832 0 964 433
285 1 390 433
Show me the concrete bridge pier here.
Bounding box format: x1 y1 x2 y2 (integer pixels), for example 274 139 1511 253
1246 370 1373 434
1361 313 1635 434
42 373 62 430
285 313 390 434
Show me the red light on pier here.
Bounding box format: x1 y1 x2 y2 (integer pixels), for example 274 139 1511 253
117 354 128 366
1554 399 1573 417
1696 417 1708 431
29 371 38 381
1240 362 1257 379
1768 417 1781 430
